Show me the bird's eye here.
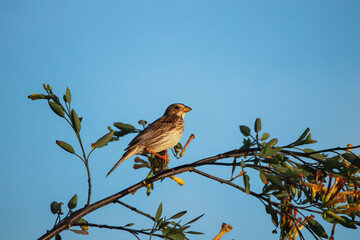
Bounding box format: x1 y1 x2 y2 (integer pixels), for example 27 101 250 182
175 106 179 109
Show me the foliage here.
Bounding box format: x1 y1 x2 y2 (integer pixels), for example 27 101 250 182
29 85 360 240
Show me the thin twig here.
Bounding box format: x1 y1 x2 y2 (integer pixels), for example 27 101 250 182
116 200 155 221
73 223 166 239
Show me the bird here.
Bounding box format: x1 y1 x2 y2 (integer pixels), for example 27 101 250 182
107 103 192 176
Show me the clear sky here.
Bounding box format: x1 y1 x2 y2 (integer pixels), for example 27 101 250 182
1 1 360 239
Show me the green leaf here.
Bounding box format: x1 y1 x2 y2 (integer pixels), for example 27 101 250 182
48 101 65 118
339 215 357 229
260 139 282 158
307 218 328 238
169 211 187 219
241 159 245 169
55 234 61 240
50 201 60 214
155 217 163 229
298 128 310 141
155 202 163 222
71 109 81 132
239 125 251 137
114 130 131 137
69 229 88 235
65 87 71 104
124 223 135 227
163 231 185 240
67 194 77 209
243 174 250 195
273 191 290 199
260 171 268 184
324 158 346 169
92 130 114 148
267 174 284 189
114 122 136 133
254 118 262 133
174 142 183 150
301 148 324 160
342 153 360 169
261 132 270 141
265 205 279 227
186 231 204 234
56 140 75 154
267 138 278 148
185 214 204 225
231 158 237 178
75 218 88 224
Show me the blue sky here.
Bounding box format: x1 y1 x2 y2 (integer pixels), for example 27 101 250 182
1 1 360 239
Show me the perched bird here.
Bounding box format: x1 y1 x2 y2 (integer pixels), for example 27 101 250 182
107 103 192 176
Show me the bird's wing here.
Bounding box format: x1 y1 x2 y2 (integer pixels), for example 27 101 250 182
125 115 183 150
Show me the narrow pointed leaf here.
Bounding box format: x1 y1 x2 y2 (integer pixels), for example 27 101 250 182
186 231 204 234
307 218 328 238
65 87 71 104
69 229 89 235
48 101 65 118
231 158 237 178
298 128 310 141
56 140 75 154
243 174 250 195
124 223 135 227
342 153 360 169
114 122 136 133
260 171 268 184
185 214 204 225
71 109 81 132
92 130 114 149
265 205 279 227
155 202 163 222
169 211 187 220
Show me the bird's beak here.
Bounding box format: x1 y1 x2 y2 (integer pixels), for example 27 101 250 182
183 106 192 113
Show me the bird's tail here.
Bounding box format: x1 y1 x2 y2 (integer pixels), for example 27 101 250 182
106 147 138 177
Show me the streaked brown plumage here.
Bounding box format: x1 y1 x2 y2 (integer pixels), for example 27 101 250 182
107 103 192 176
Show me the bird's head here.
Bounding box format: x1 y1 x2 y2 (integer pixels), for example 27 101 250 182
164 103 192 119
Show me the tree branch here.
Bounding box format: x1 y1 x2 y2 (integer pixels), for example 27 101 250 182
73 222 166 239
116 200 155 221
37 144 359 240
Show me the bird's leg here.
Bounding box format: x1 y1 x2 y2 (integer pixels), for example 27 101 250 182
179 134 195 157
145 148 168 161
160 150 168 171
145 148 168 172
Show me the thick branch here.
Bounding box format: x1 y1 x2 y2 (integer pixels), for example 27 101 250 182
37 145 358 240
